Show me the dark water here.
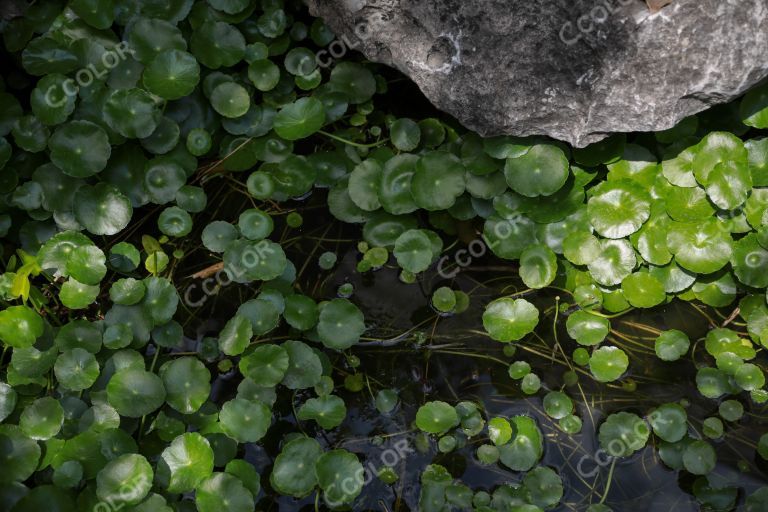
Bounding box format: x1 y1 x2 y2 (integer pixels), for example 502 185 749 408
173 180 767 512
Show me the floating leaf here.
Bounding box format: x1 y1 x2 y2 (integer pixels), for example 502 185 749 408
682 440 716 475
519 244 557 289
0 305 43 348
20 397 63 441
667 219 732 274
281 340 323 390
96 454 153 506
504 144 569 197
566 311 609 346
104 88 161 139
60 278 100 309
522 466 563 510
411 152 466 211
731 233 768 288
317 298 365 350
587 179 651 239
195 472 253 512
107 368 166 418
416 401 459 434
316 449 364 506
191 21 245 69
48 120 110 178
160 433 214 493
159 357 211 414
239 344 288 387
393 229 434 273
598 412 649 457
270 437 323 497
621 272 665 309
74 184 133 236
482 298 539 342
220 398 271 443
498 416 543 472
587 239 636 287
274 97 325 140
589 346 629 382
649 403 687 443
298 395 346 429
543 392 573 420
143 50 200 100
391 118 421 151
211 82 251 119
654 330 690 361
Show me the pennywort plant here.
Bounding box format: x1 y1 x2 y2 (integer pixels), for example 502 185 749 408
0 0 767 511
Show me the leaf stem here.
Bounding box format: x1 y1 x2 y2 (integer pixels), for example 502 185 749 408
599 457 617 504
318 130 389 148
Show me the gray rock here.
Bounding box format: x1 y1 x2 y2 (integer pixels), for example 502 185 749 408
306 0 768 147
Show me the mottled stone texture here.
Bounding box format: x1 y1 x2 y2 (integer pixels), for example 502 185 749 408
307 0 768 147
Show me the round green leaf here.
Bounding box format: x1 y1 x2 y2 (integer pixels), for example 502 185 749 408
195 472 254 512
104 88 161 139
297 395 347 430
649 403 688 443
411 152 466 211
543 391 573 420
0 305 43 348
107 368 166 418
220 398 271 443
96 454 153 506
317 298 365 350
566 310 609 346
504 144 569 197
239 344 289 387
158 432 214 493
587 239 636 287
159 357 211 414
274 97 325 140
210 82 250 119
498 416 543 472
682 440 716 475
74 184 133 236
54 348 100 391
589 346 629 382
143 50 200 100
587 179 651 239
598 412 649 457
519 244 557 289
621 272 666 309
667 219 732 274
416 401 459 434
190 21 245 70
482 298 539 342
48 121 110 177
315 449 364 506
269 437 322 497
281 340 323 390
20 397 63 440
654 330 690 361
390 118 421 151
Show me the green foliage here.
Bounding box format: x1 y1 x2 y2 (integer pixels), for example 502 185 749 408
0 1 766 510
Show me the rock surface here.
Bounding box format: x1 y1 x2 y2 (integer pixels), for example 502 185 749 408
306 0 768 147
